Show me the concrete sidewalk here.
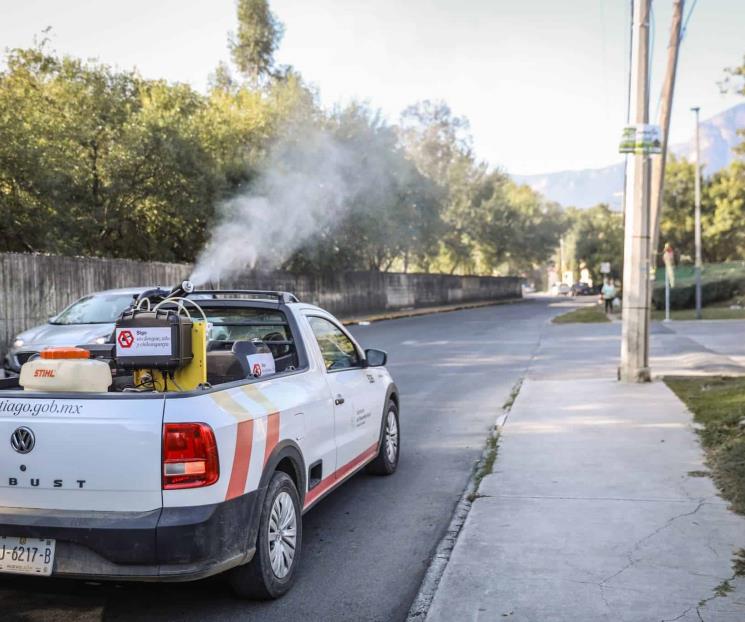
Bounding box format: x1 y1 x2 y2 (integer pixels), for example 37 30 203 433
425 320 745 622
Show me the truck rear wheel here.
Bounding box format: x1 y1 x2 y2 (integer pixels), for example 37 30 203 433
229 471 302 599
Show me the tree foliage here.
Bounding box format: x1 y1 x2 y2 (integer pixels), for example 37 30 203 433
3 9 745 285
399 101 564 275
659 155 745 264
570 156 745 283
659 155 702 260
0 44 282 261
706 161 745 260
0 37 563 276
230 0 284 83
565 204 623 280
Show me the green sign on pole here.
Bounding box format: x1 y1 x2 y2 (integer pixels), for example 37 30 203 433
619 124 662 155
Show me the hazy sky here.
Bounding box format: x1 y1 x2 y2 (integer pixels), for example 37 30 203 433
0 0 742 174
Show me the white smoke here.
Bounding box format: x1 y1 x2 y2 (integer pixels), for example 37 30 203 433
190 129 369 286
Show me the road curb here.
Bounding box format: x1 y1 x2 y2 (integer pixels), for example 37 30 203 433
341 298 525 326
406 378 524 621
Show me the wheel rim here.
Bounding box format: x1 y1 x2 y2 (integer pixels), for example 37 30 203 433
385 410 399 464
268 491 297 579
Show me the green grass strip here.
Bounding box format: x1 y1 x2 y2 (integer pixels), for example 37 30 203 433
552 305 611 324
665 376 745 515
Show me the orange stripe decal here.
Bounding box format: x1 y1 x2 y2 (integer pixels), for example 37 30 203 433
241 384 277 414
264 412 280 467
211 391 251 422
226 420 254 500
304 442 379 509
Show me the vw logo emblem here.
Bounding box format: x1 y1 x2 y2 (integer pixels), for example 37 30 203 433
10 427 35 454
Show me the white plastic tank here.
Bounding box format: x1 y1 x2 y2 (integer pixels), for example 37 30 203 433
20 347 112 393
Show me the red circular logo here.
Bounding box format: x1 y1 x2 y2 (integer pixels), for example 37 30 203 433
117 330 134 349
252 363 262 377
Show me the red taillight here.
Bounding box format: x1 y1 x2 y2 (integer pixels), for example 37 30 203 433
162 423 219 490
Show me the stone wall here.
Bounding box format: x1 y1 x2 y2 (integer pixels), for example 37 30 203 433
0 252 522 355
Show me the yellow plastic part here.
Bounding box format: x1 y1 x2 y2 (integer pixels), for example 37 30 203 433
133 320 208 392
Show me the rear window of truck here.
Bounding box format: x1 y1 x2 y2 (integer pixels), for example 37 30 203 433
206 308 291 343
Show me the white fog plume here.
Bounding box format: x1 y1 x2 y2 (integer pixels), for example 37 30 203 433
190 129 374 287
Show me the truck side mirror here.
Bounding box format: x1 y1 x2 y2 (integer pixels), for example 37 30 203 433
365 348 387 367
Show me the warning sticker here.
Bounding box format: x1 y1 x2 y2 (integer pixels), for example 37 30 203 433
117 330 134 349
115 327 172 357
247 353 275 377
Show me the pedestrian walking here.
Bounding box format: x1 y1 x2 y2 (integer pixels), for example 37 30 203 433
601 279 617 314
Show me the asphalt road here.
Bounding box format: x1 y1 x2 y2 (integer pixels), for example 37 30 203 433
2 298 560 622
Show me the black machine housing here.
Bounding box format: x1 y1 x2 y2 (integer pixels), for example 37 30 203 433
115 309 193 371
206 339 273 385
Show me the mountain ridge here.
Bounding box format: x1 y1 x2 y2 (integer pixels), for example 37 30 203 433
513 102 745 209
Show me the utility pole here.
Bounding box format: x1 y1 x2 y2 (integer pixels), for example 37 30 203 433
649 0 684 267
692 106 702 319
620 0 652 383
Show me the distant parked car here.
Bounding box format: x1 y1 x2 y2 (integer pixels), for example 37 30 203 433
551 283 571 296
4 288 147 375
571 282 594 296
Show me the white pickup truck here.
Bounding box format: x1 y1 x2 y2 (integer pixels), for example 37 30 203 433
0 289 399 599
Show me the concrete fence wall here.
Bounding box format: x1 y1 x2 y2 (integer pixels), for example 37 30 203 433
0 252 522 355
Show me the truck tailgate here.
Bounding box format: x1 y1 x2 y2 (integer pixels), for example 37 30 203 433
0 393 164 512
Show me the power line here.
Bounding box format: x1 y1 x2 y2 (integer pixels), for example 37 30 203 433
622 0 634 214
681 0 700 39
626 0 634 124
650 2 657 119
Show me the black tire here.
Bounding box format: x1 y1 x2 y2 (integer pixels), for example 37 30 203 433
366 399 400 476
228 471 302 600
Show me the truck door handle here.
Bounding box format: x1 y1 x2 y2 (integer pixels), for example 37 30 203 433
334 396 345 405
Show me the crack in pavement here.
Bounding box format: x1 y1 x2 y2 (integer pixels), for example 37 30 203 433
600 500 707 588
661 603 700 621
671 606 707 622
598 583 612 615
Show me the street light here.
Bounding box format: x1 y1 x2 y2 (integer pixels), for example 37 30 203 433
691 107 702 320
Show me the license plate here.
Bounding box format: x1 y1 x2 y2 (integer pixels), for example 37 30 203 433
0 536 55 576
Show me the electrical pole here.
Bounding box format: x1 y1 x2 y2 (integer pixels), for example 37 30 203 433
692 106 702 319
620 0 652 383
649 0 684 267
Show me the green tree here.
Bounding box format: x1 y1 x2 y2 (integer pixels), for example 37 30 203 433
230 0 284 83
659 155 713 263
0 45 234 261
400 101 485 274
501 182 566 273
399 101 563 275
284 102 442 273
566 204 623 280
704 161 745 261
0 37 566 278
